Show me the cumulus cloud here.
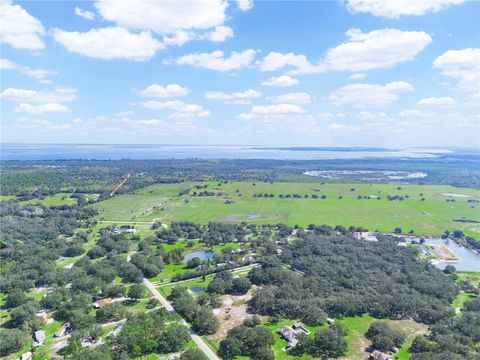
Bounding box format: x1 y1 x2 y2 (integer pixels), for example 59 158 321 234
53 27 164 61
139 100 210 117
330 81 414 107
139 84 190 98
14 103 69 114
262 75 299 87
176 49 256 71
1 87 77 103
74 7 95 20
324 28 432 72
236 0 254 11
346 0 466 18
206 26 234 42
417 97 457 107
258 52 325 74
205 89 262 103
95 0 228 34
0 0 45 50
433 48 480 94
251 104 305 114
267 92 311 105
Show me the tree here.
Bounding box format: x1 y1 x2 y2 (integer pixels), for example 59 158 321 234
218 338 241 360
180 349 205 360
231 277 252 295
310 327 347 358
366 322 406 352
5 289 27 308
0 329 28 356
251 346 274 360
128 283 145 300
187 257 202 269
192 307 219 335
394 227 402 234
443 265 456 274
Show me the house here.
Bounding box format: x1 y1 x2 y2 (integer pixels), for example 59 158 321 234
327 318 335 324
278 325 299 348
369 350 392 360
55 322 70 337
93 298 113 309
33 330 46 347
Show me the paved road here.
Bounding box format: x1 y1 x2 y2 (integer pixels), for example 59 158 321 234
143 278 220 360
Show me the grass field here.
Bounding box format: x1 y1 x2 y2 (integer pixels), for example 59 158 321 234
93 181 480 237
20 193 78 206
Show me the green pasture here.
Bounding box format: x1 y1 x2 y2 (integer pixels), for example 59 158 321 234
21 193 78 206
93 182 480 237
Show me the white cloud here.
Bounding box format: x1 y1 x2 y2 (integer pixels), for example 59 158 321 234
325 28 432 72
176 49 256 72
433 48 480 94
327 123 347 131
258 52 325 74
252 104 305 114
346 0 465 18
330 81 414 107
1 87 77 103
348 73 367 80
53 27 164 61
0 58 18 70
267 92 311 105
162 30 195 47
95 0 228 34
0 58 56 82
262 75 299 87
399 109 435 117
139 100 210 117
204 89 262 101
417 97 457 107
236 0 254 11
206 25 234 42
14 103 69 114
74 7 95 20
0 0 45 50
139 84 190 98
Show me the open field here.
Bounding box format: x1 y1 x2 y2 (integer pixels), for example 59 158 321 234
93 182 480 237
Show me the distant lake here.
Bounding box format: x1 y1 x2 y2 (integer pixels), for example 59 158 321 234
0 144 452 161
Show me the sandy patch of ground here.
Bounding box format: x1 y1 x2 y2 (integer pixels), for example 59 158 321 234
208 288 255 340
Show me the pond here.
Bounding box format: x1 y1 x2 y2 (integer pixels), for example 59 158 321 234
190 286 204 293
183 250 216 263
406 237 480 272
224 213 261 221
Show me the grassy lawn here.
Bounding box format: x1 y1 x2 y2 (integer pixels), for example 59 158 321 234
93 182 480 237
21 193 78 206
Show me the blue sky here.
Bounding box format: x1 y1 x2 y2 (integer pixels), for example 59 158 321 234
1 0 479 147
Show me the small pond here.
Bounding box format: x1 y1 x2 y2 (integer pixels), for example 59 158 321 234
190 286 204 293
183 250 216 263
406 237 480 272
224 213 261 221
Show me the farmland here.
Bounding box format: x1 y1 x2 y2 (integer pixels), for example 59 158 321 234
93 181 480 237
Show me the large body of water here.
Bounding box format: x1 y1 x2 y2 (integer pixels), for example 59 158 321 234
406 237 480 272
1 143 452 161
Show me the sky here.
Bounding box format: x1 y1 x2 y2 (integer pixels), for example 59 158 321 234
1 0 479 147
